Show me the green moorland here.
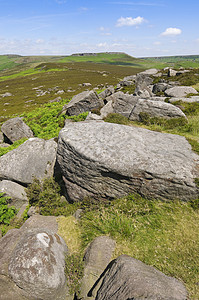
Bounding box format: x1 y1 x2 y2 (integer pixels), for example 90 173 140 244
0 54 199 298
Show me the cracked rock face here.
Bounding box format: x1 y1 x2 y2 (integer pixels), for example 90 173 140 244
57 121 199 202
8 230 68 300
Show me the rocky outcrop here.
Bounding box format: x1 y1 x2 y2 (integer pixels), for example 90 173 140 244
129 99 187 121
0 180 28 209
57 121 199 202
1 117 33 144
0 138 57 185
95 255 188 300
165 86 198 97
0 215 70 300
61 90 103 116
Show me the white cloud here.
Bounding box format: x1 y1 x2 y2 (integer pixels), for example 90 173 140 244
153 41 161 45
161 27 182 36
97 42 108 47
116 16 146 27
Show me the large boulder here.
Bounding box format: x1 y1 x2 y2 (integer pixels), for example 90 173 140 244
0 138 57 185
61 90 103 116
1 117 33 143
100 92 139 119
57 121 199 202
165 86 198 97
152 82 172 94
0 215 71 300
0 180 28 209
95 255 188 300
129 99 187 121
139 68 159 75
8 230 68 300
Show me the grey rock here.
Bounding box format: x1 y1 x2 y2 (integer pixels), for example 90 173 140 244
0 132 3 143
62 90 103 116
0 138 57 185
152 83 172 94
49 96 62 103
123 75 136 81
86 112 103 121
95 255 188 300
135 74 153 87
80 236 116 299
139 68 159 75
168 68 177 77
98 87 115 99
101 92 139 118
8 230 68 300
27 206 39 217
1 92 12 97
129 99 187 121
1 117 34 143
0 215 70 300
165 86 198 97
15 203 29 220
147 96 167 101
82 82 92 87
176 70 190 76
57 121 199 202
119 80 133 87
0 180 28 209
0 143 10 147
168 96 199 103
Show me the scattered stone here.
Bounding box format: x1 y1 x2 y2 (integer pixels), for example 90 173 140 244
49 96 62 103
165 86 198 97
82 83 92 87
56 90 65 95
0 180 28 209
139 68 159 75
129 99 187 121
168 68 177 77
0 138 57 185
1 92 12 97
57 121 199 202
1 117 34 143
95 255 188 300
80 236 116 299
86 112 103 121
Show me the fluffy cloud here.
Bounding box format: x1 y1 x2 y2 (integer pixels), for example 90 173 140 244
116 16 146 27
161 27 182 36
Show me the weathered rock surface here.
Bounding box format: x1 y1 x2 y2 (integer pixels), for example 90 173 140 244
80 236 116 299
101 92 139 118
168 96 199 103
0 180 28 209
1 117 34 143
95 255 188 300
0 215 71 300
86 112 102 121
57 121 199 202
98 87 115 99
165 86 198 97
61 90 103 116
152 82 172 94
139 68 159 75
0 138 57 185
8 230 68 300
129 99 187 121
0 132 3 143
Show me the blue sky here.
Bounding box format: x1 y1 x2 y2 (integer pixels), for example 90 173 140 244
0 0 199 57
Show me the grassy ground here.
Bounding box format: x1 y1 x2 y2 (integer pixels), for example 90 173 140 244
0 61 143 123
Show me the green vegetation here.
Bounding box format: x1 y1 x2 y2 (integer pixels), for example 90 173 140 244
0 138 27 157
22 100 88 139
0 193 17 225
64 253 84 296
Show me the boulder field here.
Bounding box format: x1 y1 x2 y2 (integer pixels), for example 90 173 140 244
0 67 199 299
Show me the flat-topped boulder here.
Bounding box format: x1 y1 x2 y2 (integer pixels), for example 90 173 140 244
165 86 198 97
1 117 33 144
0 138 57 185
57 121 199 202
129 99 187 121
